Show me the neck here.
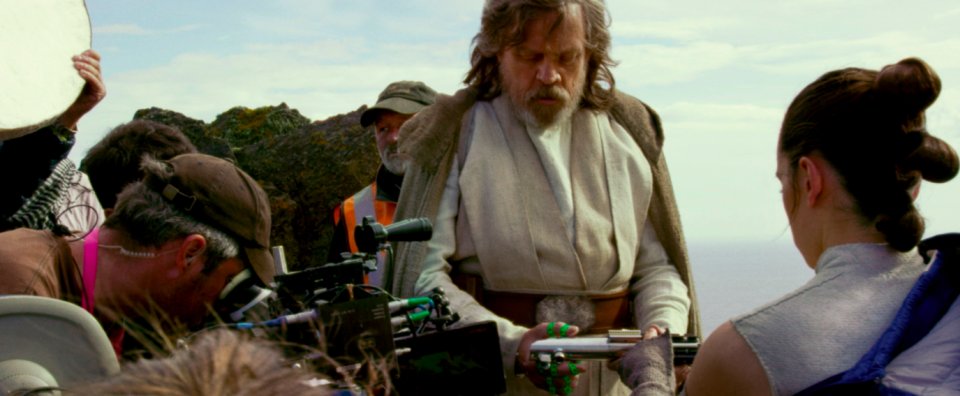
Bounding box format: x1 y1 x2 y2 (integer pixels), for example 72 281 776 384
69 227 145 323
803 211 887 269
375 166 404 203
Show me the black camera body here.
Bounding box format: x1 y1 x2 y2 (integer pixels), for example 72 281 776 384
251 216 505 394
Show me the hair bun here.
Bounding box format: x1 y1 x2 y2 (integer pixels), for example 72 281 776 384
903 133 960 183
874 58 942 116
876 210 924 252
896 130 925 158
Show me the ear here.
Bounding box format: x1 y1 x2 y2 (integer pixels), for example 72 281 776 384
103 208 114 218
797 156 824 208
173 234 207 276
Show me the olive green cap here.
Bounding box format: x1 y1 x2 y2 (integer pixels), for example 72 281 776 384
360 81 437 127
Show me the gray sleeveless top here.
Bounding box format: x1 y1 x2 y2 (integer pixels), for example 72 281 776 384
731 243 925 396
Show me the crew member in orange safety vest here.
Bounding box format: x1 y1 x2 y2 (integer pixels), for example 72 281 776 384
328 81 437 287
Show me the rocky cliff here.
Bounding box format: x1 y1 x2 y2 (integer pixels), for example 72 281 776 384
133 103 378 271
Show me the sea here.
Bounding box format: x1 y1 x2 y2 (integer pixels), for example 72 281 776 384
688 241 813 336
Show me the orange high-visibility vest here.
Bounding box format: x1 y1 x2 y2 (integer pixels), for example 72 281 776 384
333 183 396 286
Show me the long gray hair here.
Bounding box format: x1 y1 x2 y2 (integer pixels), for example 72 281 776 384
464 0 618 110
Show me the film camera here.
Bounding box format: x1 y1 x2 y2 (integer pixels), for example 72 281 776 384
212 216 507 395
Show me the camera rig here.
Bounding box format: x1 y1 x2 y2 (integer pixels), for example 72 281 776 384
204 216 506 395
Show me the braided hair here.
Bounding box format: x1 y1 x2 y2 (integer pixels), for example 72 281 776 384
780 58 959 251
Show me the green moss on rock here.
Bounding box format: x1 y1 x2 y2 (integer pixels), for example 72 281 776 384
131 103 379 271
208 103 310 148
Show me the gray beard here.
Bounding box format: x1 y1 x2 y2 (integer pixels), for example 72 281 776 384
503 80 585 129
380 144 407 175
506 93 579 130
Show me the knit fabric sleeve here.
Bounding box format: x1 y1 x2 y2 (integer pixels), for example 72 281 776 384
618 333 676 396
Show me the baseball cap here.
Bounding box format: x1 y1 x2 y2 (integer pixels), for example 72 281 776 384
360 81 437 127
143 153 275 285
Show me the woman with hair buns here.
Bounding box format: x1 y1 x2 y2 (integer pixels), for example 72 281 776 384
616 58 960 396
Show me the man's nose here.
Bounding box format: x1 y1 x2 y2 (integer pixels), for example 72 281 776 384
387 127 400 143
536 61 560 85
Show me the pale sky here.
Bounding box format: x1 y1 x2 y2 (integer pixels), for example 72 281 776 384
74 0 960 245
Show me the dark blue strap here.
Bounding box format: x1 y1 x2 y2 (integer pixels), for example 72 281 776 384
897 259 959 355
900 234 960 355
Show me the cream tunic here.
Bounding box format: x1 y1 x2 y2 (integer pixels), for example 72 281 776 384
415 98 690 396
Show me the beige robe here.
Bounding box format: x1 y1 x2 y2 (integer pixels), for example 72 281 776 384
391 87 700 330
390 87 701 394
453 97 648 293
415 97 689 395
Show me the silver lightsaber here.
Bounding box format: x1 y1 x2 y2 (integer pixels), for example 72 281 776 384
529 330 699 368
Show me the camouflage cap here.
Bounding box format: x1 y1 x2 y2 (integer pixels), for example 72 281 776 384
360 81 437 127
144 153 275 285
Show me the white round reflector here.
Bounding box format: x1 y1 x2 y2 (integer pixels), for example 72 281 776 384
0 0 91 141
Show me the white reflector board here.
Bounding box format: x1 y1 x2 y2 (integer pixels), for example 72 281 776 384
0 0 91 141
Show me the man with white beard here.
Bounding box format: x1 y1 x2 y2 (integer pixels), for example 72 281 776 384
327 81 437 287
388 1 699 395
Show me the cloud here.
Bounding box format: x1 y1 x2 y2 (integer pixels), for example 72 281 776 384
237 1 480 40
927 90 960 135
612 42 740 86
74 37 470 157
935 6 960 18
378 40 473 66
611 18 736 41
746 33 960 76
242 17 326 37
656 102 787 242
245 38 368 62
659 102 783 132
611 32 960 89
93 23 201 35
93 24 152 35
169 24 202 33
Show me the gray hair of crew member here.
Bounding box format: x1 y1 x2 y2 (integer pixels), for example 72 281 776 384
102 155 240 272
464 0 618 110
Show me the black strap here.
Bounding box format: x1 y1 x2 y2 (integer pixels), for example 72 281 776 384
918 233 960 263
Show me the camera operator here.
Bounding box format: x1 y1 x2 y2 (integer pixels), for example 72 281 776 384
327 81 437 286
0 153 276 358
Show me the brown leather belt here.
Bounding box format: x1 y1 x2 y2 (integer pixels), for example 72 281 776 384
452 274 633 334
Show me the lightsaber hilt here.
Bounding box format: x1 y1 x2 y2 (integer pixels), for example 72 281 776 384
529 330 700 368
